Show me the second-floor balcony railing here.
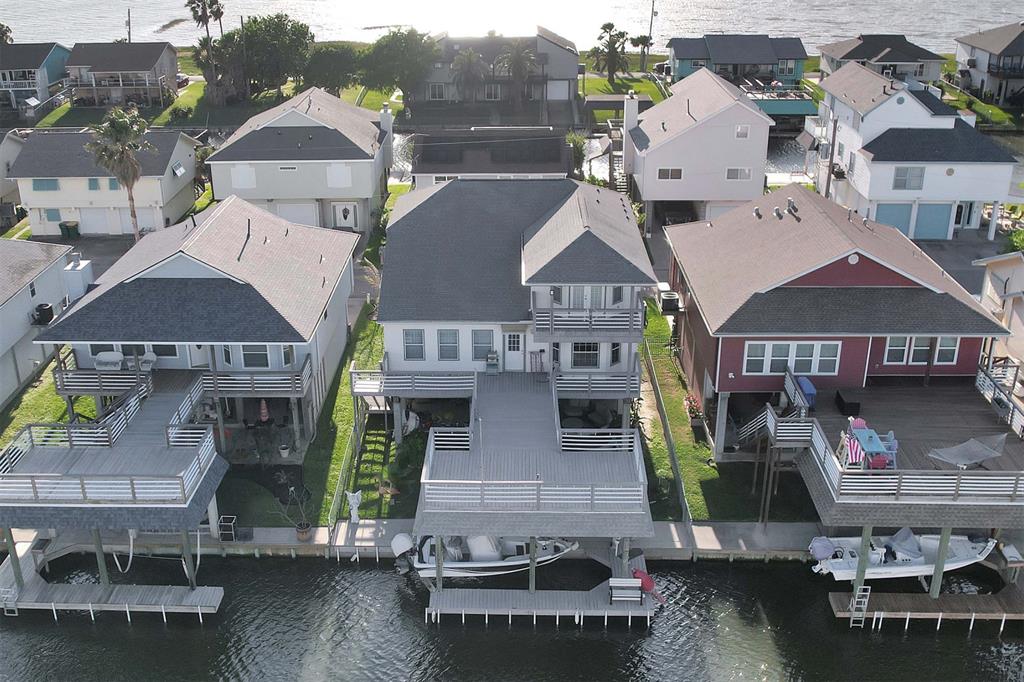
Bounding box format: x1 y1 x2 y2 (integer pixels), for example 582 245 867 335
532 307 645 339
0 80 36 90
987 63 1024 78
201 354 313 397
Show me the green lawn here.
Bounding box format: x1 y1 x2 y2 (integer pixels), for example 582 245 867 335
175 47 201 76
363 182 410 267
804 55 821 73
216 305 384 527
580 75 664 102
620 52 669 73
342 418 422 520
936 81 1020 126
0 357 96 450
801 78 823 105
1 217 29 240
643 300 818 522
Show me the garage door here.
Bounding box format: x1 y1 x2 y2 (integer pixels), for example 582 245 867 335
913 203 953 240
874 203 912 235
276 202 319 226
78 207 110 234
117 208 160 235
546 80 570 100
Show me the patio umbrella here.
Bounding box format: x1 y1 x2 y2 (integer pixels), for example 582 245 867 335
927 433 1007 469
258 398 270 423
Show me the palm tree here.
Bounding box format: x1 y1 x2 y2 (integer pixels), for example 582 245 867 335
86 107 153 243
0 23 12 44
451 48 487 103
589 23 628 87
186 0 217 79
210 0 225 37
629 34 653 73
494 39 536 112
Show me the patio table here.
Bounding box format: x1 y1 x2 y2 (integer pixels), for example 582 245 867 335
851 428 887 456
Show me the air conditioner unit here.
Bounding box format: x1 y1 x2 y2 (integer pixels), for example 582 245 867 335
882 68 894 78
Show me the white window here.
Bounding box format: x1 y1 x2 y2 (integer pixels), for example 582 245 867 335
726 168 752 181
611 342 621 366
743 341 842 375
484 83 500 101
837 141 845 160
778 59 796 76
612 286 623 305
735 124 750 139
885 336 908 364
121 343 146 358
438 329 459 361
242 344 269 368
658 168 683 180
230 164 256 189
590 286 605 308
403 329 425 361
151 344 178 357
848 152 856 175
935 337 959 365
893 166 924 190
551 342 560 364
282 345 294 366
506 333 521 352
172 161 186 177
691 59 706 68
222 345 232 366
551 286 563 305
90 344 115 356
569 285 585 309
572 342 600 368
909 337 931 365
429 83 445 100
472 330 494 361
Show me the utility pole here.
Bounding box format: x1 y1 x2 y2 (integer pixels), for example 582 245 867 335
126 8 132 43
822 116 839 199
645 0 657 72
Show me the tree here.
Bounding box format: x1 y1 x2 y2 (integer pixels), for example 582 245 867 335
243 14 314 95
0 23 12 44
361 29 438 108
589 23 628 86
86 107 153 243
186 0 217 79
210 0 225 37
629 34 652 72
451 48 487 103
565 131 586 178
494 39 536 112
302 43 360 95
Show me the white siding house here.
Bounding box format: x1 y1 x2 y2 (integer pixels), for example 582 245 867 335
807 62 1017 240
208 88 393 232
8 129 198 236
975 251 1024 363
955 22 1024 106
623 68 773 226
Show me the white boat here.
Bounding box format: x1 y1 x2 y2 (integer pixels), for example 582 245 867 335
809 528 996 581
390 534 578 578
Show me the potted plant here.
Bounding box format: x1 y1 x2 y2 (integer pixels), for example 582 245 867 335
685 395 707 440
276 486 312 541
278 444 290 459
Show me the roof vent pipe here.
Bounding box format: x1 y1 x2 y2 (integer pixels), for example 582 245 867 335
773 207 784 220
862 217 869 228
847 208 852 221
247 218 251 239
787 197 797 212
191 214 197 228
753 207 762 219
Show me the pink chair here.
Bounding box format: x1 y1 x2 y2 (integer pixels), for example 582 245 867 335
868 454 890 470
849 417 868 430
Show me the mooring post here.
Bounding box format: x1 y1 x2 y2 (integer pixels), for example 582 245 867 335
852 525 873 593
528 537 537 593
92 529 110 586
435 536 444 593
181 530 197 590
929 527 952 599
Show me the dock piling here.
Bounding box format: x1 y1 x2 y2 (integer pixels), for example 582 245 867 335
51 602 57 622
969 612 975 633
1000 614 1006 635
89 604 94 622
936 612 942 631
197 605 203 624
904 612 910 632
125 603 131 624
162 605 167 624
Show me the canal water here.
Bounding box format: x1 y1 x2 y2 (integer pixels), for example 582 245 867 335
2 553 1022 680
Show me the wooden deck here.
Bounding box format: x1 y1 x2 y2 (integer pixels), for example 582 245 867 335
814 381 1024 472
830 584 1024 622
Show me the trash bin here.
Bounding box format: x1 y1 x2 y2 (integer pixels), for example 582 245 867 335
58 221 70 239
64 220 80 239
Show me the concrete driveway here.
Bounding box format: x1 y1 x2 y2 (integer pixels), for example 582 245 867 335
917 230 1009 296
28 235 133 278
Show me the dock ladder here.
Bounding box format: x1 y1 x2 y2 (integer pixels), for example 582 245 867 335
1 587 18 617
849 586 871 628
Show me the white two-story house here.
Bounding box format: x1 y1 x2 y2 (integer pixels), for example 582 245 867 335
818 34 944 84
207 87 393 231
622 67 773 227
66 42 178 108
0 42 71 119
955 22 1024 106
357 178 657 549
807 62 1017 240
0 240 85 409
8 128 199 236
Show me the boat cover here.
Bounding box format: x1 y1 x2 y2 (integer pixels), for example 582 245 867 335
809 536 837 560
887 527 922 559
927 434 1006 468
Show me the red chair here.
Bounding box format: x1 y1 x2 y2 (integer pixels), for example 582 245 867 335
868 454 891 470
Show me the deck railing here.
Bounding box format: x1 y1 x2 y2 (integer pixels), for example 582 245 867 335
349 364 476 396
202 354 312 396
0 427 216 505
783 367 810 418
532 307 644 338
53 347 151 397
975 366 1024 437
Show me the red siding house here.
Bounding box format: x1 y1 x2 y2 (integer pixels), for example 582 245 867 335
664 184 1007 454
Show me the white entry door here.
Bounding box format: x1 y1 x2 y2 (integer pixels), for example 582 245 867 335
188 344 209 368
332 202 358 230
504 333 524 371
954 201 975 229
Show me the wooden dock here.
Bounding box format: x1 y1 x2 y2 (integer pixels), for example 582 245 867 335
830 584 1024 626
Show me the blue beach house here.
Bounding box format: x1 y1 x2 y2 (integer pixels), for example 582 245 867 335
0 43 71 120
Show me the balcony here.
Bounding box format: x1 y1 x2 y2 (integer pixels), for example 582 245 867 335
350 363 476 398
987 64 1024 78
67 76 164 89
0 80 36 90
202 354 313 398
532 306 645 343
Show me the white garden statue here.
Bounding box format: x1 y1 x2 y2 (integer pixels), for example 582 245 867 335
345 490 362 523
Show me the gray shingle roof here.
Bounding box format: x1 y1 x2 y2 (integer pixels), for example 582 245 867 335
818 34 944 63
860 119 1019 163
957 22 1024 58
8 129 191 179
209 87 383 162
629 68 771 152
37 196 359 344
67 42 174 71
0 42 64 70
377 179 654 323
818 62 905 116
666 35 807 62
410 129 571 176
0 240 72 306
719 288 1006 335
663 184 1004 337
536 26 578 54
908 89 957 116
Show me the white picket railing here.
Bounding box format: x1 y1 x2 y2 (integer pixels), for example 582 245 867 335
975 367 1024 437
431 427 472 451
533 307 644 337
350 367 476 396
202 354 313 396
554 372 640 396
559 429 636 452
421 480 646 512
783 367 810 418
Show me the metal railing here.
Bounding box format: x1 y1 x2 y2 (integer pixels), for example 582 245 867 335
349 365 476 396
554 372 640 396
783 367 810 418
532 307 644 337
559 429 636 452
202 354 313 396
975 366 1024 437
1 80 36 89
431 427 472 451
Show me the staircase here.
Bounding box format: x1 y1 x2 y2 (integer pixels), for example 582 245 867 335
849 585 871 628
611 154 628 193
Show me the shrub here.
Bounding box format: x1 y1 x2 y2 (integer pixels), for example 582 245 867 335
684 394 704 422
1006 229 1024 254
170 105 194 120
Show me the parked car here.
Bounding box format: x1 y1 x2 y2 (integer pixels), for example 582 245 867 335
176 73 190 89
